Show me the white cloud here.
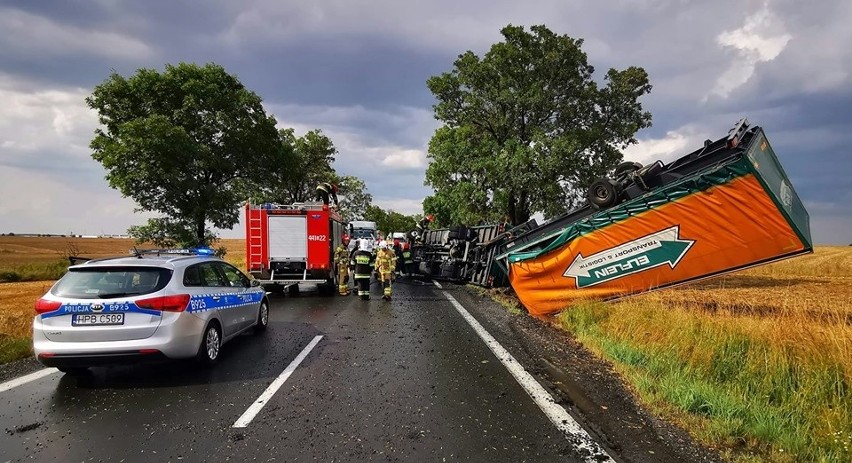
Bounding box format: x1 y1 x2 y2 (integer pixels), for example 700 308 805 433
623 128 698 165
381 149 425 169
373 198 424 216
708 1 791 99
0 7 154 60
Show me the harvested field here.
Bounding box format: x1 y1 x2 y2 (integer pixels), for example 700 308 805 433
0 236 246 342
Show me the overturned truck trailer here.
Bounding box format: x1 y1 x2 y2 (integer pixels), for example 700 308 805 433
497 118 812 316
411 119 812 316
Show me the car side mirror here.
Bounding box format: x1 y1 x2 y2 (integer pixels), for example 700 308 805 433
250 279 261 287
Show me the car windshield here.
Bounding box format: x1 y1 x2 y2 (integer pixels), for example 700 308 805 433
52 266 173 299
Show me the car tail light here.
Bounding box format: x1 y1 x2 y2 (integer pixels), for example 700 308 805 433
136 294 191 312
35 298 62 314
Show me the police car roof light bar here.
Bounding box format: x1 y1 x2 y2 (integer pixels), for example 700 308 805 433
130 247 216 257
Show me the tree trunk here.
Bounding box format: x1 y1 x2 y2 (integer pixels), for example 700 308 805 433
507 192 517 226
195 218 206 247
515 189 531 225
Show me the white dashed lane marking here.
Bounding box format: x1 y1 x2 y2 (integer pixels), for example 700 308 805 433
0 368 59 393
232 335 324 428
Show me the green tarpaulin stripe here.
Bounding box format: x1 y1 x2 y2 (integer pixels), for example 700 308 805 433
507 159 752 263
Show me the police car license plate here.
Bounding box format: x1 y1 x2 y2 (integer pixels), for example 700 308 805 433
72 313 125 326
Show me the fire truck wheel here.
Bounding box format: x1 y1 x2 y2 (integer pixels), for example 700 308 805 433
265 284 285 294
317 281 335 296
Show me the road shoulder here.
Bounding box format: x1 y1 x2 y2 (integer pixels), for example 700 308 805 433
447 283 724 463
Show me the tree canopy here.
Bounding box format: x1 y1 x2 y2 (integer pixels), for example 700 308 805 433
256 128 338 204
335 175 373 223
86 62 280 247
252 128 373 222
425 24 652 226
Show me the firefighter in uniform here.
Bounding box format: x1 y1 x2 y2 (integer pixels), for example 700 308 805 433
351 239 374 300
413 214 434 243
334 235 351 295
375 241 397 300
316 182 339 206
401 242 414 277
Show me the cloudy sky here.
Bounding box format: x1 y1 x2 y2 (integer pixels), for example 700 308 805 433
0 0 849 244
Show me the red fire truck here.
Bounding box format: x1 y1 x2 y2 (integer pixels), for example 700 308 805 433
245 201 347 293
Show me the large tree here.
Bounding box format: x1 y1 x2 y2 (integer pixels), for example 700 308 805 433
87 62 280 247
425 24 652 225
252 129 372 221
258 128 337 204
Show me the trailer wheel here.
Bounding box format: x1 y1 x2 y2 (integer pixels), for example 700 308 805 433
588 178 620 211
614 161 643 178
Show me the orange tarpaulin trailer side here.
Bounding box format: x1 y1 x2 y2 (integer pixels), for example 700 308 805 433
506 127 812 316
510 175 805 316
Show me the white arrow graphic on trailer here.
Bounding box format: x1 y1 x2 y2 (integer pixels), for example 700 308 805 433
563 226 695 288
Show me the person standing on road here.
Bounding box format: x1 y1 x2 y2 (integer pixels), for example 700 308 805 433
351 238 374 300
393 239 404 278
401 242 414 277
334 235 351 296
375 241 397 301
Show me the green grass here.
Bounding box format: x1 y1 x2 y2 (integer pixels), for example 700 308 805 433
0 335 32 364
467 284 524 315
558 302 852 463
0 260 68 283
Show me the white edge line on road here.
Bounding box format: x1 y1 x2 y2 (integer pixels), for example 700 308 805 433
233 335 323 428
442 292 614 463
433 281 443 289
0 368 59 393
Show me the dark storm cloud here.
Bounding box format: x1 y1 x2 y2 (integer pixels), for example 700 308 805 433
226 39 449 109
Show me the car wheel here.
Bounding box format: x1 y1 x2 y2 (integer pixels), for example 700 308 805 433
197 322 222 365
58 367 89 376
254 302 269 333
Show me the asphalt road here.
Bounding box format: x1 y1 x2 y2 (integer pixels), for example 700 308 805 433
0 279 612 463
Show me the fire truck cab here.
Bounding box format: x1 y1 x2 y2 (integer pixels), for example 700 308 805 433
245 201 347 293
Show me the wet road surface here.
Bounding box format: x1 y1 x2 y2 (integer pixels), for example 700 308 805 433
1 279 606 462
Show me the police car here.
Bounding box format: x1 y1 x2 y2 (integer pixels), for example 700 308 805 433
33 248 269 374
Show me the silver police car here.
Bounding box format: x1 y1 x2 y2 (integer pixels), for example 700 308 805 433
33 249 269 374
